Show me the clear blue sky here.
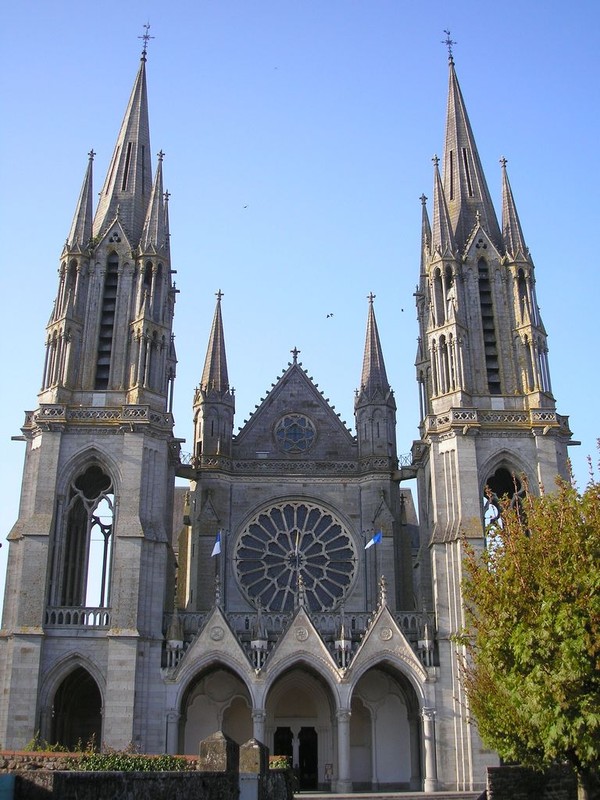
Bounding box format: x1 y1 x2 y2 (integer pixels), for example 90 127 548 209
1 1 598 616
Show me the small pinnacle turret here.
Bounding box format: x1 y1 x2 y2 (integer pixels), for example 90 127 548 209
193 291 235 459
140 152 169 254
66 151 94 251
358 293 391 399
200 291 230 394
355 294 396 462
500 157 528 259
431 156 456 255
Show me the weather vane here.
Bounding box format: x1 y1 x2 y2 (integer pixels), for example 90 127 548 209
442 30 456 61
139 22 154 60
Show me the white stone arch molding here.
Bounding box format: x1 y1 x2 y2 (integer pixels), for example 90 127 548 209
233 495 360 614
260 653 343 710
347 652 429 707
37 651 106 735
172 653 258 714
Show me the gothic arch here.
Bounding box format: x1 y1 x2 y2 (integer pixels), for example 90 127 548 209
347 652 427 705
39 654 105 749
347 662 422 790
178 664 253 753
265 664 336 791
49 453 120 609
262 653 341 706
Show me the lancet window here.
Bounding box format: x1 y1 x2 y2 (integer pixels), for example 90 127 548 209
49 465 115 609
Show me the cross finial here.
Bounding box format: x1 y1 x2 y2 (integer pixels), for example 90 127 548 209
216 289 224 302
367 292 376 305
139 22 154 61
157 149 165 162
432 154 440 168
500 156 508 169
88 149 96 162
291 346 300 364
420 193 427 206
164 190 171 203
442 30 456 63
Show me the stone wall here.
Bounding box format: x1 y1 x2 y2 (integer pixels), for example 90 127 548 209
0 748 292 800
486 765 577 800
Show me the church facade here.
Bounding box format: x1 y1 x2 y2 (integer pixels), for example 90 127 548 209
0 42 573 793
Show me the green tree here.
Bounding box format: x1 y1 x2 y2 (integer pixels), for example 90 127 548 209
460 468 600 800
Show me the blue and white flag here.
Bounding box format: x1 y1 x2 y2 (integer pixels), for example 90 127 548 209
365 531 382 550
211 530 222 557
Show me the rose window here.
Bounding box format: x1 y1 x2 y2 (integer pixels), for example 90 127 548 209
234 501 357 612
274 414 316 453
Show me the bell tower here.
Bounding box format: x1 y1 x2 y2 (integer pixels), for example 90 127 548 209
413 50 574 790
0 37 178 752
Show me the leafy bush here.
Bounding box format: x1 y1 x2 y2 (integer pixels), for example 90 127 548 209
75 750 188 771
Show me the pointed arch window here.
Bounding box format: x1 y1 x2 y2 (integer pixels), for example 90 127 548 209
482 467 525 538
50 465 114 612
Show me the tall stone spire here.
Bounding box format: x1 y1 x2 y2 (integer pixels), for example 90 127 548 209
500 157 528 259
201 291 230 394
193 291 235 459
355 294 396 461
66 151 94 251
93 49 152 244
359 293 390 398
442 56 501 251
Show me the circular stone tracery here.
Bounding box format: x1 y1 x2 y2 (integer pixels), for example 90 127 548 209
234 501 357 613
274 414 316 453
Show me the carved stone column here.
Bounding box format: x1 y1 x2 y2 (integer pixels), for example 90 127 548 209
252 709 266 746
165 709 180 754
422 706 439 792
335 708 352 793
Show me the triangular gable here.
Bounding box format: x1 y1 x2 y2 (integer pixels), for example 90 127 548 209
167 606 250 681
348 604 428 681
233 363 356 461
264 606 338 677
463 223 502 262
93 217 134 252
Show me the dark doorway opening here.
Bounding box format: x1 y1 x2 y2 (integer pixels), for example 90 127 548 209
299 726 318 791
51 667 102 749
274 726 293 763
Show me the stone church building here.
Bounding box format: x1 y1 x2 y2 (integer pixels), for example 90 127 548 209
0 41 573 793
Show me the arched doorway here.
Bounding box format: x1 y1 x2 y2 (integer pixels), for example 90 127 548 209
181 667 252 753
351 666 421 791
51 667 102 750
266 667 334 791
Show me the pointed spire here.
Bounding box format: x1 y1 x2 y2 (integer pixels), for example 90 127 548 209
66 151 94 249
360 293 390 395
431 155 457 254
500 157 528 259
201 291 230 393
140 151 167 252
93 52 152 244
442 57 501 250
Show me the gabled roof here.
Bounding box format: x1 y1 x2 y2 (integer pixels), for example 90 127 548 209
233 360 356 460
